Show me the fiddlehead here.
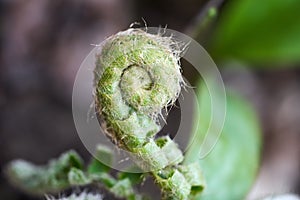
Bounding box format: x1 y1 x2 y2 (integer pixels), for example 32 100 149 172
94 28 204 199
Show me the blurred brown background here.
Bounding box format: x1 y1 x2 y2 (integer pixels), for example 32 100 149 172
0 0 299 199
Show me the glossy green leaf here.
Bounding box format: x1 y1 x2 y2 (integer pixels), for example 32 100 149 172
210 0 300 65
184 81 261 200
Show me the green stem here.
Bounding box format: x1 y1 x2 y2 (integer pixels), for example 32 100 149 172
185 0 224 42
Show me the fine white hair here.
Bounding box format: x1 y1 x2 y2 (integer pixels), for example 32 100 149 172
46 192 102 200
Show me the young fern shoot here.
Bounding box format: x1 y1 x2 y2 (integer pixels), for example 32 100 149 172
94 28 205 200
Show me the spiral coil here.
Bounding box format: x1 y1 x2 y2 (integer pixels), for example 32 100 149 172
94 28 204 200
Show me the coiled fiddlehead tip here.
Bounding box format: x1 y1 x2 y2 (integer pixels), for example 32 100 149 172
94 28 205 200
94 28 184 148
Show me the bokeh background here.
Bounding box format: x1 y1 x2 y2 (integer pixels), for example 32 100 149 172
0 0 300 199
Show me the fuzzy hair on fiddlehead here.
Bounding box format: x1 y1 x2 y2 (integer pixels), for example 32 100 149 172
94 28 205 200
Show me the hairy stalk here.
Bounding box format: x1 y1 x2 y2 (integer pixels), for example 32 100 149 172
94 28 205 200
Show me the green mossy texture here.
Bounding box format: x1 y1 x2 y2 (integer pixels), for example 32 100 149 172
95 29 205 199
95 28 184 164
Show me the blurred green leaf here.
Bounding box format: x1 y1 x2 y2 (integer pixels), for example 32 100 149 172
68 168 91 185
87 145 113 174
6 150 84 195
90 173 144 200
90 173 117 188
110 178 135 199
6 147 145 200
184 81 261 200
177 163 205 196
117 166 144 186
210 0 300 66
